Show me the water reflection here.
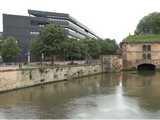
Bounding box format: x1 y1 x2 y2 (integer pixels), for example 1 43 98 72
0 72 160 118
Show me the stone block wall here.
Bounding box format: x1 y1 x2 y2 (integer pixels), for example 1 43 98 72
0 64 103 92
101 55 123 72
121 42 160 70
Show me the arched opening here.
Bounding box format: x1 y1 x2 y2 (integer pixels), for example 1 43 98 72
137 64 156 71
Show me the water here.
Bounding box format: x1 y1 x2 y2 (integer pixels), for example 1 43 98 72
0 71 160 118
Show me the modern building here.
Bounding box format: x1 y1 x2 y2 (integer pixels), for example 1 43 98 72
120 35 160 70
3 9 100 62
0 32 2 37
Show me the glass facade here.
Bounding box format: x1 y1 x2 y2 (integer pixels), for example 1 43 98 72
28 10 100 39
3 10 100 62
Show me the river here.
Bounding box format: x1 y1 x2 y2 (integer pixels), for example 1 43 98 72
0 71 160 119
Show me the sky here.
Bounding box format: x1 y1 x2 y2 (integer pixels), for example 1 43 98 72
0 0 160 43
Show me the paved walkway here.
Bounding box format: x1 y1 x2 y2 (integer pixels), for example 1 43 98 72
0 65 19 71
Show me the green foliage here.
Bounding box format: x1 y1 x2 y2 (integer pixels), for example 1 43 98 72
0 36 4 53
30 38 43 57
62 38 82 60
78 40 89 59
99 39 118 55
39 24 66 56
30 24 118 61
30 24 66 59
82 39 101 59
62 38 118 60
0 37 20 62
125 34 160 42
135 12 160 35
0 40 2 54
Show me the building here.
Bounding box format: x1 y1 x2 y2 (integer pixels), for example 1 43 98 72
0 32 2 37
120 35 160 70
3 9 100 62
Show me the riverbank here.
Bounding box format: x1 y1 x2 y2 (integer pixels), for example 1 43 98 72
0 64 105 93
0 55 123 93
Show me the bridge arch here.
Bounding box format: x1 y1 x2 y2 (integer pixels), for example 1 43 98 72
137 63 156 71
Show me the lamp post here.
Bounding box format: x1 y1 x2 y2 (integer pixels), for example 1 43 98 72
27 51 30 63
41 53 44 64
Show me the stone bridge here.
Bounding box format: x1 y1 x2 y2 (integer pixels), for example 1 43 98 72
134 59 160 70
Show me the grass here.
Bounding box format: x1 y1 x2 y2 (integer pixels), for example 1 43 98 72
124 34 160 42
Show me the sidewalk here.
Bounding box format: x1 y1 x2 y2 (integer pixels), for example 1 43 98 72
0 65 19 71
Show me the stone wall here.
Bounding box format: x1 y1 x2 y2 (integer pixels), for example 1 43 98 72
0 55 124 93
121 42 160 70
101 55 123 72
0 64 103 92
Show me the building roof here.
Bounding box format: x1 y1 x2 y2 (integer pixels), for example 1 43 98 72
122 34 160 43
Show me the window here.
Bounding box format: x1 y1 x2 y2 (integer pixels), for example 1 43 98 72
142 53 151 60
30 20 48 26
143 53 146 59
147 45 151 51
30 32 40 35
39 24 45 27
143 45 151 51
143 45 147 51
147 53 151 59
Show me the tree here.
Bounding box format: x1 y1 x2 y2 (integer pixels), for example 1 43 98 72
78 40 89 60
62 38 82 61
0 38 3 62
30 38 44 62
1 37 20 62
61 38 119 61
30 38 43 57
135 12 160 35
30 23 119 62
0 40 2 54
83 38 101 59
99 39 118 55
30 24 66 64
0 36 4 52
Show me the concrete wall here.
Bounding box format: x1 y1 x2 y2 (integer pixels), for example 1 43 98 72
0 64 103 92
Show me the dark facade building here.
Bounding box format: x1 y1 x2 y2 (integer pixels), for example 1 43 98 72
0 32 2 37
3 10 100 62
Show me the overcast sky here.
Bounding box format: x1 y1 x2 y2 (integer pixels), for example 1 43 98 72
0 0 160 42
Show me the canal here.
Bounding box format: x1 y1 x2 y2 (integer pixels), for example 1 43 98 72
0 71 160 119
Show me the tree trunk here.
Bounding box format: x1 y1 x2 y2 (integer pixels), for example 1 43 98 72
51 55 53 65
51 55 55 65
